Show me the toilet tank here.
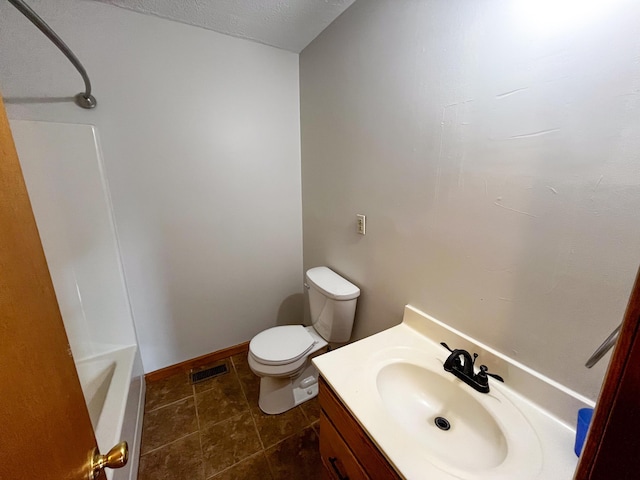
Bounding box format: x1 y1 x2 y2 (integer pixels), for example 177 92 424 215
305 267 360 343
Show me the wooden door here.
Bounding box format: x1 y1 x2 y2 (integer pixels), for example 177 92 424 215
574 267 640 479
0 94 104 480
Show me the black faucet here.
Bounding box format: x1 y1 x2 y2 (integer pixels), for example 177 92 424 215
440 342 504 393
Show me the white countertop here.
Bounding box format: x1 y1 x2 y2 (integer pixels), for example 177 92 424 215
313 305 591 480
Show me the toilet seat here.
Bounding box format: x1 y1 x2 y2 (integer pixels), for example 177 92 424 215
249 325 316 366
248 352 309 378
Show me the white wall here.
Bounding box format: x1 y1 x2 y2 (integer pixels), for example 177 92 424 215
300 0 640 400
0 0 302 372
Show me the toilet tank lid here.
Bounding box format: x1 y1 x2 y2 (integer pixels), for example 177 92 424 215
306 267 360 300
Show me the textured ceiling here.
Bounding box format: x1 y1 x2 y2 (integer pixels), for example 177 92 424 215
93 0 355 53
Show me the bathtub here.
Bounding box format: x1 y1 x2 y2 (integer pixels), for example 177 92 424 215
11 121 145 479
75 346 144 480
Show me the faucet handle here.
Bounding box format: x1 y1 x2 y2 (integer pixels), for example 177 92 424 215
440 342 454 353
440 343 465 371
477 365 504 383
441 343 479 365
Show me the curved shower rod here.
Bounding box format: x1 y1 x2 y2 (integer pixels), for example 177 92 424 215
8 0 97 109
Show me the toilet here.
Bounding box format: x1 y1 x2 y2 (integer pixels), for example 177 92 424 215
248 266 360 414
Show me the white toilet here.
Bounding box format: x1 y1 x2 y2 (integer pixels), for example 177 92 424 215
248 266 360 414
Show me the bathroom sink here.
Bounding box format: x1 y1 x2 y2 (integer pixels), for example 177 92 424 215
371 350 542 479
314 305 586 480
377 362 507 471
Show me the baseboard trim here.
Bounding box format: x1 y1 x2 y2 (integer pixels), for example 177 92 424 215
145 341 250 382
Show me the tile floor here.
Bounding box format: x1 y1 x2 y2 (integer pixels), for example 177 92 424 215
138 353 321 480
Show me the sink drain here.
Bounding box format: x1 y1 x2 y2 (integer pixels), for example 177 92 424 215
434 416 451 431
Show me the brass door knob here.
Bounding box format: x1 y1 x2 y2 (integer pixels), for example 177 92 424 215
89 441 128 480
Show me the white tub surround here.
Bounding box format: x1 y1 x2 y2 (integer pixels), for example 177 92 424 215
10 120 144 480
10 120 138 360
314 305 593 480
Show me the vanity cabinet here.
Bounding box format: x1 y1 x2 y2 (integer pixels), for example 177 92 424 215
319 377 401 480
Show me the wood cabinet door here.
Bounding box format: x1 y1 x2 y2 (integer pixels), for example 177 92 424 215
0 93 104 480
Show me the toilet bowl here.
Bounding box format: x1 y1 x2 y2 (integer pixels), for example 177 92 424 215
248 266 360 414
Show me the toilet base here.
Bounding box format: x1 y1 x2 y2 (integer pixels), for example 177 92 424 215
258 362 320 415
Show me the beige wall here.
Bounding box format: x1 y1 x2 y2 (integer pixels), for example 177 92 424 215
300 0 640 400
0 0 302 372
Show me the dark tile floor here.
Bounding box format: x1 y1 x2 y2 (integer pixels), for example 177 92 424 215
138 353 321 480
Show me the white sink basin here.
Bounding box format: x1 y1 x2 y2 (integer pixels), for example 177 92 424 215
313 306 589 480
369 347 542 480
377 362 508 471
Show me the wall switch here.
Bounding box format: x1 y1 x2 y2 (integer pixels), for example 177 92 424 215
356 214 366 235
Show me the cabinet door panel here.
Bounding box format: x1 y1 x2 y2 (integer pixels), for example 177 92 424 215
319 378 401 479
320 413 370 480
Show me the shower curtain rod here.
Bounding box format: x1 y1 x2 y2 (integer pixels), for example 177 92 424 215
8 0 97 109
